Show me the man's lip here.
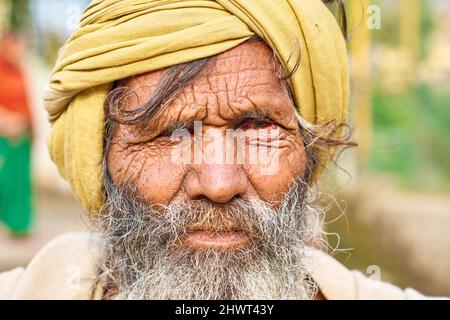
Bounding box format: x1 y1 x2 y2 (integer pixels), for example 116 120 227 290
184 230 249 248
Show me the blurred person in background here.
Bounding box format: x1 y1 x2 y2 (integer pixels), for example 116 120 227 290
0 32 33 236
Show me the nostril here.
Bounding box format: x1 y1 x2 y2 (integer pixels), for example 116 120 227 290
229 194 242 203
192 195 209 202
184 166 249 203
191 194 242 205
210 192 243 204
190 185 244 204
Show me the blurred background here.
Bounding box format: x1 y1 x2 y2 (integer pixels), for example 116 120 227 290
0 0 448 296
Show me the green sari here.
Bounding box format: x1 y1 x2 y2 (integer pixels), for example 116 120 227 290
0 131 33 234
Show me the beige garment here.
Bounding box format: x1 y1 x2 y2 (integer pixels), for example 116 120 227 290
0 232 439 300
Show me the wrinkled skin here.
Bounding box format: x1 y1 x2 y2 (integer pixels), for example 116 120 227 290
108 41 306 212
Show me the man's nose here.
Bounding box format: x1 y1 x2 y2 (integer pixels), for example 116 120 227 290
184 165 249 203
183 128 248 203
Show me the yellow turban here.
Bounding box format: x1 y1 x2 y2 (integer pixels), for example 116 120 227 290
46 0 349 215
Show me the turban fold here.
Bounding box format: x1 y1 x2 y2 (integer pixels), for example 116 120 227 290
46 0 349 215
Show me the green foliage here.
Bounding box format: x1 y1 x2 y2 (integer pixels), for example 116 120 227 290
9 0 30 32
370 0 399 47
356 0 434 59
420 0 435 59
369 84 450 191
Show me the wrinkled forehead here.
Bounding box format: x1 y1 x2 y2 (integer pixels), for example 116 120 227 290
117 41 285 106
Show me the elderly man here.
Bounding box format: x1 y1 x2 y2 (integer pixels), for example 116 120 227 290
0 0 435 300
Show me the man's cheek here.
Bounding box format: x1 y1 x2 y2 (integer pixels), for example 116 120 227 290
244 142 306 203
134 157 186 205
108 148 147 187
109 146 186 204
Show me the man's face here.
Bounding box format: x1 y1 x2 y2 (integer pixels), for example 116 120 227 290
102 41 319 299
108 41 307 228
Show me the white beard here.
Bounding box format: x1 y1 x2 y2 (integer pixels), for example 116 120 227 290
95 179 322 300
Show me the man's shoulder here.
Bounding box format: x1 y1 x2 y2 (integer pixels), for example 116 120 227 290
0 267 25 299
1 233 443 300
307 248 439 300
0 232 102 300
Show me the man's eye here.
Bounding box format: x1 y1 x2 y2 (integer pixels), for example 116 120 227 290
156 122 194 139
157 129 176 138
241 119 279 130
